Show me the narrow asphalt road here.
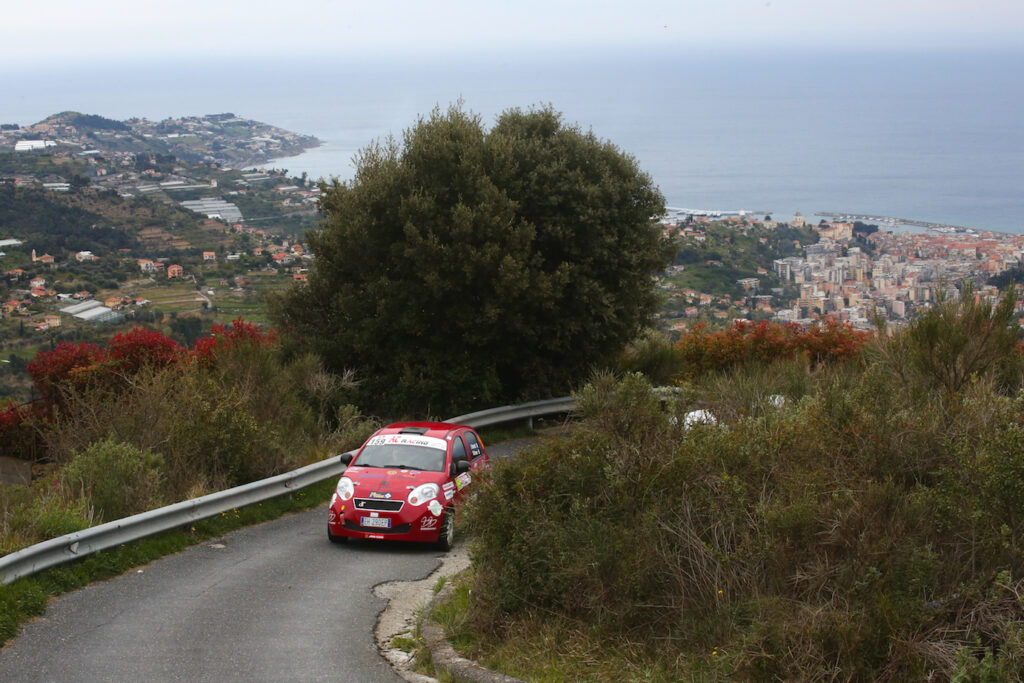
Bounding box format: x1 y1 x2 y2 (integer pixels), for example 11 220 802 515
0 439 535 682
0 509 441 682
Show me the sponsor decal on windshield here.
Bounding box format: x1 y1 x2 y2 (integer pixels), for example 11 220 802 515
367 434 447 450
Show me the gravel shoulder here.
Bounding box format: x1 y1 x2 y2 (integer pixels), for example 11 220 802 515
373 434 545 682
374 545 472 682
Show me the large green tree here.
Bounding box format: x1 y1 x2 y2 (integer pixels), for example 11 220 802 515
272 104 668 416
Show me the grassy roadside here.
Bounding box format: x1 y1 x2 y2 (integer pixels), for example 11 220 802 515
0 478 334 646
432 317 1024 681
422 571 710 683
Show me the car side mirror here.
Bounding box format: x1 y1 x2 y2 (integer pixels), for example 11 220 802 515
339 452 354 466
454 459 471 474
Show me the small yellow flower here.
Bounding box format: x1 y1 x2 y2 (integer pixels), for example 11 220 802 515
717 589 723 594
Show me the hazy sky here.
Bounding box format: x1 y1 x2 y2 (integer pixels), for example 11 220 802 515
6 0 1023 66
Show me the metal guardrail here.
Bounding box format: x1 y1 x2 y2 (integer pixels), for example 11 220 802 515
447 396 577 429
0 452 354 585
0 397 576 585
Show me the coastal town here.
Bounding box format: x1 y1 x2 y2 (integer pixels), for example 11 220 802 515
772 220 1024 328
657 209 1024 333
0 112 323 374
3 109 1024 366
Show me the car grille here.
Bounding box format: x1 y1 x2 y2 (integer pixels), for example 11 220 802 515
344 520 413 535
353 498 404 512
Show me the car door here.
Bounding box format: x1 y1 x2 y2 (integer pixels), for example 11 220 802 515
449 432 477 502
463 429 488 471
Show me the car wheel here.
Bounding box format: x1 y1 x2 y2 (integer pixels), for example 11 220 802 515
328 527 348 544
434 507 454 551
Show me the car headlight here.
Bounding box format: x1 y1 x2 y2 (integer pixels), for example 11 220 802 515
408 483 439 506
336 476 354 501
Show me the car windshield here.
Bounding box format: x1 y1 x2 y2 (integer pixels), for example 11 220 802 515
354 444 446 472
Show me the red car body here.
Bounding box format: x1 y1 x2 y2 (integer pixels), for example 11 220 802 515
327 422 489 549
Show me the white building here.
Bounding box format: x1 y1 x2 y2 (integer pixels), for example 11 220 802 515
14 140 56 151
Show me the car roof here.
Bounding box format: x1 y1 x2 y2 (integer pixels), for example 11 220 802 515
375 421 468 441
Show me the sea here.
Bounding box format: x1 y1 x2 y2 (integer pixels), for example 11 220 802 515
3 47 1023 233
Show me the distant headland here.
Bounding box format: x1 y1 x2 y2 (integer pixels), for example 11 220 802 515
0 111 321 169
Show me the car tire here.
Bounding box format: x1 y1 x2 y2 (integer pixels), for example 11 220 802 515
328 528 348 544
434 507 454 551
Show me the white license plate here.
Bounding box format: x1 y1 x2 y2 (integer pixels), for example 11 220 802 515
361 517 391 529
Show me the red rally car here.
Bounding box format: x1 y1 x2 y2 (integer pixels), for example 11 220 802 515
327 422 489 551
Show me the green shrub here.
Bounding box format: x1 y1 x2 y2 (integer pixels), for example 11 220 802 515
892 281 1024 396
952 645 1016 683
328 403 380 451
40 338 339 501
2 476 93 551
19 495 93 540
618 330 684 386
61 439 165 521
468 372 737 629
692 356 815 423
464 367 1024 679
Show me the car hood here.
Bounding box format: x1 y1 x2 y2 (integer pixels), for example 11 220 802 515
344 466 447 494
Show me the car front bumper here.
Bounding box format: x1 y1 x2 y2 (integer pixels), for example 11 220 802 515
328 496 443 543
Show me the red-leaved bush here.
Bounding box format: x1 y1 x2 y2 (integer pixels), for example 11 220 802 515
107 327 183 374
0 400 47 460
674 318 870 377
28 330 183 409
27 341 107 407
192 319 277 365
15 320 275 461
27 320 275 412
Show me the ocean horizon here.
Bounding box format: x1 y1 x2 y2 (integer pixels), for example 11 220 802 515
4 47 1022 233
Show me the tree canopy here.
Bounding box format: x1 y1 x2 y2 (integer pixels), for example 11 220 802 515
272 104 668 416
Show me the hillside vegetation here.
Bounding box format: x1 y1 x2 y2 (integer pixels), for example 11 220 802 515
459 285 1024 680
0 321 375 555
670 222 814 298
